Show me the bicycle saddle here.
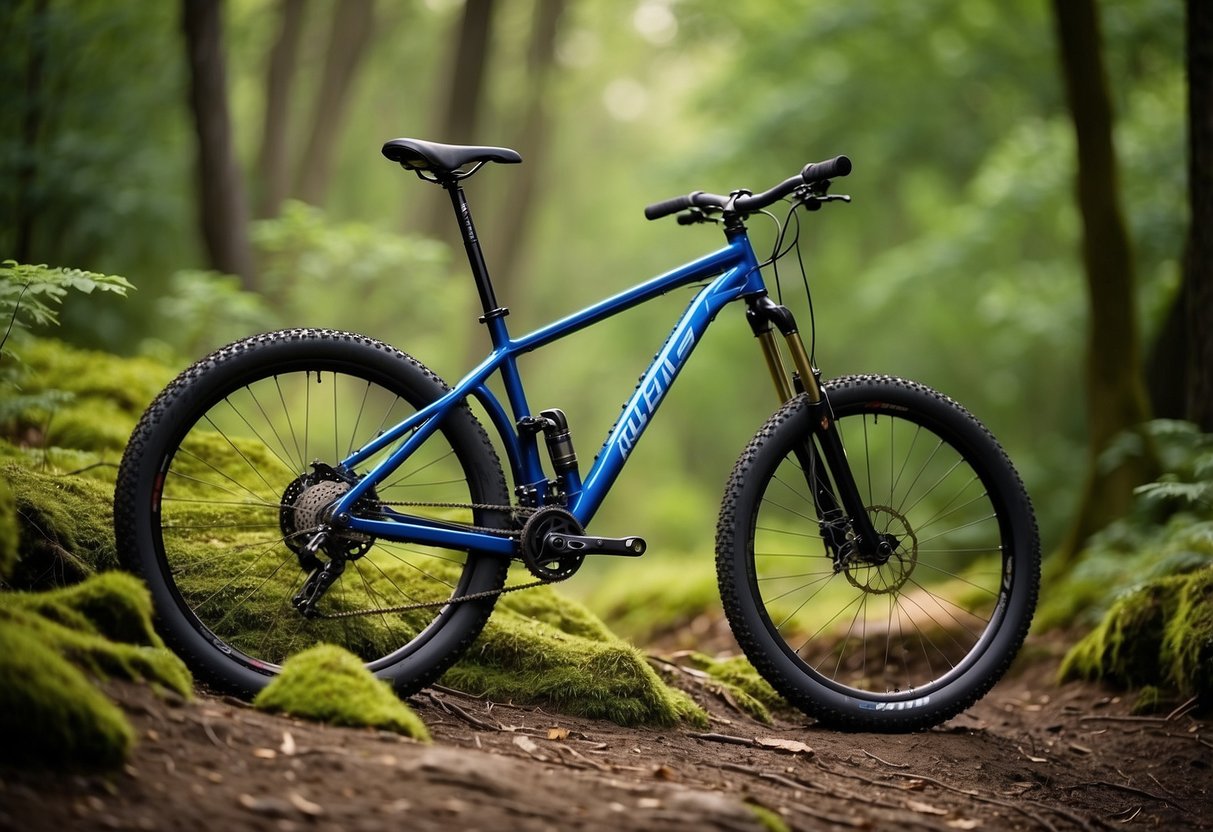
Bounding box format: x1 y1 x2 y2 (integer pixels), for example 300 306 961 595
382 138 521 173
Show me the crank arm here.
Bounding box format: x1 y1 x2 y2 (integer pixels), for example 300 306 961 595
542 532 647 558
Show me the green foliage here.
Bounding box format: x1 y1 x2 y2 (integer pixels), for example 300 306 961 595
254 644 430 741
1038 422 1213 630
0 572 193 769
148 270 276 359
252 202 468 373
0 261 134 336
747 802 792 832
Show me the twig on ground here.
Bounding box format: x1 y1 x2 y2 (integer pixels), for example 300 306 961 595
1164 696 1198 722
862 749 910 768
686 732 754 747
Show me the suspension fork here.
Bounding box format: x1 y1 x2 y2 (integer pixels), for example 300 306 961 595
745 296 884 560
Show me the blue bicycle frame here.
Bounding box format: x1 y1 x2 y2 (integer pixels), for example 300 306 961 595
328 228 766 557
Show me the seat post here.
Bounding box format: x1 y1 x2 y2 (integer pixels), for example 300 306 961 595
443 180 508 324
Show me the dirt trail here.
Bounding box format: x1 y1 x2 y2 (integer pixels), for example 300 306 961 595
1 639 1209 832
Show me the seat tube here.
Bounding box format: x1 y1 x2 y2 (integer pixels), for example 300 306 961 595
444 181 509 325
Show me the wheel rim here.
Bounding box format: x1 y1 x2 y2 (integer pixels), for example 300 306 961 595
151 363 492 672
750 401 1014 700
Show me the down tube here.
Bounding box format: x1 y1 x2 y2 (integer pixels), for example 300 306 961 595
571 274 746 524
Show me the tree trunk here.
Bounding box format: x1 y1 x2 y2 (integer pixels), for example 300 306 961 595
489 0 566 303
1186 0 1213 432
421 0 498 241
1051 0 1156 564
293 0 375 206
14 0 50 265
182 0 256 287
256 0 307 219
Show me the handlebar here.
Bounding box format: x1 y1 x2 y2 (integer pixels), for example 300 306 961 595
644 155 851 221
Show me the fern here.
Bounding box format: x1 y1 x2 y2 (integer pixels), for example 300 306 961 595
0 261 134 356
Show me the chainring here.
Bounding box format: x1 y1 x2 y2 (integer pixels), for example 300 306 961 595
520 505 585 581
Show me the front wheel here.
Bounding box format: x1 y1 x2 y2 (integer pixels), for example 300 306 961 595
114 329 511 698
716 375 1039 731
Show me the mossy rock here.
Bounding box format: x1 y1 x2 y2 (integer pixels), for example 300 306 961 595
682 653 785 724
1 460 119 588
0 620 134 768
1059 566 1213 699
444 596 707 728
0 573 192 698
0 475 17 580
10 338 170 452
0 572 193 769
254 645 430 741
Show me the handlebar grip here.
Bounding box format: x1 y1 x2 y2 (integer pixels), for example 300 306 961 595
645 194 695 221
801 155 852 184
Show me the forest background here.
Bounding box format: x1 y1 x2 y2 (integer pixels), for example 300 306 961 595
0 0 1200 634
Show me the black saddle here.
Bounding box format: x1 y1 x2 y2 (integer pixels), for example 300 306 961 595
381 138 521 175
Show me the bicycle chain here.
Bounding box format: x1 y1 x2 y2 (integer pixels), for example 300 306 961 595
311 500 566 620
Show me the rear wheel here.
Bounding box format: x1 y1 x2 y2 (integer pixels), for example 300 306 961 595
114 329 511 698
716 375 1039 731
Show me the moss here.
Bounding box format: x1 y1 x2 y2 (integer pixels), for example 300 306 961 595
683 653 785 724
1059 566 1213 700
0 572 193 769
586 557 721 645
1162 566 1213 696
0 620 135 768
254 644 430 741
1131 685 1163 715
9 339 170 452
2 460 119 588
747 802 792 832
0 475 17 580
444 602 707 728
0 573 192 698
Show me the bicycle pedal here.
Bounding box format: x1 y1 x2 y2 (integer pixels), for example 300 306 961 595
542 532 647 558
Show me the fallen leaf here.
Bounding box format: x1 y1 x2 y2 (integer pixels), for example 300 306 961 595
907 800 948 816
947 820 981 830
637 798 662 810
252 748 277 760
513 735 540 754
755 737 814 755
653 765 678 781
280 731 296 756
547 727 570 741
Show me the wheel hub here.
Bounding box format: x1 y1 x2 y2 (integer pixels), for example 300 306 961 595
842 505 918 594
280 464 376 565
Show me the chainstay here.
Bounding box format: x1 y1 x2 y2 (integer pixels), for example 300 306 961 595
371 499 535 537
315 499 555 619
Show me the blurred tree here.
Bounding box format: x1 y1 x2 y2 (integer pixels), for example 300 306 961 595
293 0 376 206
256 0 307 219
422 0 498 241
1186 0 1213 432
1051 0 1156 564
182 0 255 287
490 0 568 299
12 0 49 265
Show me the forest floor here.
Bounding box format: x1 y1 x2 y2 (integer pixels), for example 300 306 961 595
0 632 1209 832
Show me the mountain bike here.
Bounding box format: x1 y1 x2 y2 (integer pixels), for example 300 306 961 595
114 138 1040 732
